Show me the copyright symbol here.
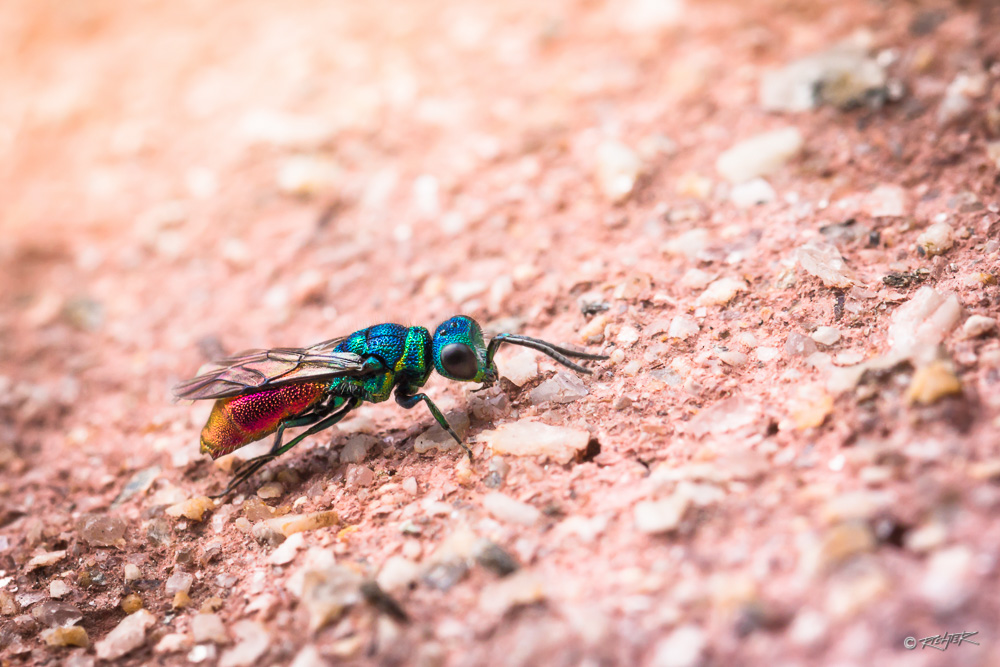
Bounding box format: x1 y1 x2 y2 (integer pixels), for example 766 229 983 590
903 637 917 650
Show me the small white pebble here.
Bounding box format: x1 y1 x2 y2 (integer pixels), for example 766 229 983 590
650 624 707 667
257 483 283 499
634 495 691 534
811 326 841 346
755 346 780 363
496 348 539 386
616 325 640 346
963 314 997 338
269 532 305 566
729 177 776 208
667 316 700 340
579 314 609 343
402 477 418 495
679 268 713 290
734 332 757 349
191 613 229 644
49 579 70 598
124 564 141 581
834 350 865 365
482 492 542 526
696 278 747 307
916 222 955 256
716 349 748 366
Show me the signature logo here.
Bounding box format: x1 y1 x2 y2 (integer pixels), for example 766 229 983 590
903 631 979 651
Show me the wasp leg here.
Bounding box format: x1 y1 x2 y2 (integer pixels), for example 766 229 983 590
216 415 318 498
395 390 473 462
213 398 360 498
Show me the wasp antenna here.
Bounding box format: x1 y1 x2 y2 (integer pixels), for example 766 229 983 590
500 334 608 360
488 333 607 374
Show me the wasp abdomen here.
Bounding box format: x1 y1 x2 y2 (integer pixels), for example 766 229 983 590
200 382 327 458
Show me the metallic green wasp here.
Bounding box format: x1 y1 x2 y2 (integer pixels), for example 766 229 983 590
174 316 606 496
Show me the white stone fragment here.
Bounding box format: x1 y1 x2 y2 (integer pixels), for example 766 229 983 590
729 178 776 208
664 228 709 258
339 434 379 464
696 277 747 306
688 396 761 436
241 110 335 148
716 349 748 366
617 325 640 346
789 609 829 647
480 420 590 465
988 141 1000 170
49 580 70 599
165 571 194 595
811 326 841 346
796 241 855 288
617 0 684 33
477 570 546 619
715 128 803 183
963 314 997 338
904 522 947 553
919 546 974 614
916 222 954 256
496 349 539 387
95 609 156 660
529 372 589 404
155 633 192 654
634 495 691 534
650 624 707 667
595 139 643 202
288 554 363 632
377 556 421 592
277 156 340 196
290 645 328 667
269 532 305 565
887 286 962 357
26 550 67 572
679 268 713 290
192 613 230 644
219 621 269 667
482 492 542 526
759 36 886 112
668 316 700 340
862 184 908 217
552 514 609 544
937 71 987 126
755 346 780 362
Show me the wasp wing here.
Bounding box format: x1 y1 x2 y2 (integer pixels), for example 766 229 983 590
173 336 370 400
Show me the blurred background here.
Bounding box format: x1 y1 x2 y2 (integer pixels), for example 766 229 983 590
2 0 1000 664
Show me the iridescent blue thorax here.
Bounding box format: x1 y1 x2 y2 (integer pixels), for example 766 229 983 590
327 323 433 403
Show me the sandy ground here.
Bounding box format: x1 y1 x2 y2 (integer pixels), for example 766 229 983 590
2 0 1000 665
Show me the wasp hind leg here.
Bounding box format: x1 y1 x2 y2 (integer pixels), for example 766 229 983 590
213 398 360 498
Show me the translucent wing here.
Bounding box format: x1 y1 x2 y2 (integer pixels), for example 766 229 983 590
174 336 370 400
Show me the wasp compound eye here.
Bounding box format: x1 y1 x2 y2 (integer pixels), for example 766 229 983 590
440 343 478 379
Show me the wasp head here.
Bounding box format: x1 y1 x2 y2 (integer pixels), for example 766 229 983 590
432 316 497 385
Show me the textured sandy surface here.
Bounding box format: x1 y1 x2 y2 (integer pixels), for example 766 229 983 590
2 1 1000 665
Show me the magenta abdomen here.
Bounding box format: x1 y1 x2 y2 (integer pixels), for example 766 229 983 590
199 382 327 458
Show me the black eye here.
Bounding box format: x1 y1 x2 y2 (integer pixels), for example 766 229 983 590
440 343 478 380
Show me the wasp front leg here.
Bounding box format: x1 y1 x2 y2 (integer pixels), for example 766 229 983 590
394 387 473 462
